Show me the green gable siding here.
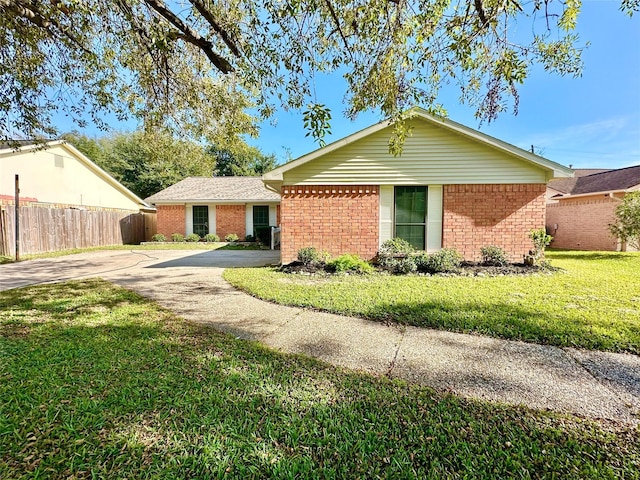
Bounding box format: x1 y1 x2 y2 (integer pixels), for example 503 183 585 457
282 120 547 186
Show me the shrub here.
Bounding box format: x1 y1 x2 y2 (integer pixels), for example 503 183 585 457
297 246 330 266
185 233 201 242
378 238 415 257
204 233 220 242
327 254 374 274
417 248 463 273
525 229 553 266
480 245 510 267
244 235 255 242
224 233 239 242
171 233 185 242
151 233 166 242
378 256 417 274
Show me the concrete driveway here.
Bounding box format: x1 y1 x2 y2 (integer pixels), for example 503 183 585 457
0 249 280 291
1 249 638 425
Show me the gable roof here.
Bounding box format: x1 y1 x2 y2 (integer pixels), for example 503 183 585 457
145 176 281 204
565 165 640 195
263 108 573 185
0 140 152 210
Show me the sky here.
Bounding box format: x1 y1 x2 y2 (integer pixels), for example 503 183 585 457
55 0 639 170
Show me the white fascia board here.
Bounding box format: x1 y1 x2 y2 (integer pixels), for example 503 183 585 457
151 199 280 205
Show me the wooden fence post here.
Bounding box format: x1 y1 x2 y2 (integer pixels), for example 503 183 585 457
15 174 20 261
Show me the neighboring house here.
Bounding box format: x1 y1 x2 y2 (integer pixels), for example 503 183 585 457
146 177 281 240
546 168 611 203
0 140 154 255
546 165 640 251
263 109 573 264
1 140 150 211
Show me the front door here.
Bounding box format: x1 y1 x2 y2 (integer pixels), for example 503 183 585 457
394 186 427 250
192 206 209 238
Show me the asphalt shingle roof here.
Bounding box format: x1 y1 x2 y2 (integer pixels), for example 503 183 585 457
547 169 612 194
570 165 640 195
145 177 280 204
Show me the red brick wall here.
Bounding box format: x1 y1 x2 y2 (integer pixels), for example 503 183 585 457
216 204 246 240
280 185 379 263
546 196 619 251
443 184 547 262
157 205 185 237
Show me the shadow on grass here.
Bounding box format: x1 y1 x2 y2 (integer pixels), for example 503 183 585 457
1 279 638 479
359 298 639 354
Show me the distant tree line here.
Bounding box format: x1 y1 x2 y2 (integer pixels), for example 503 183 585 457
62 131 279 199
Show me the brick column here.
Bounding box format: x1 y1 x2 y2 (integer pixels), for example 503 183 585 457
442 184 546 262
280 185 380 264
216 205 246 240
156 205 186 237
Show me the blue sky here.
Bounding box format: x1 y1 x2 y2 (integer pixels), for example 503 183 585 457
247 1 640 169
56 1 639 170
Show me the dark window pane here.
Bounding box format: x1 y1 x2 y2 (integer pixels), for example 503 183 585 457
395 187 426 224
394 186 427 250
395 225 425 250
192 206 209 237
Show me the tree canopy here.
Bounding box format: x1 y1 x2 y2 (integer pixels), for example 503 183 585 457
2 0 637 150
63 131 278 198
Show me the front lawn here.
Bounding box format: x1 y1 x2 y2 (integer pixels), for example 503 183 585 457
224 251 640 353
0 279 638 478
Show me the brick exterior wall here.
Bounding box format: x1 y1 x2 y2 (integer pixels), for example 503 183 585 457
546 196 620 251
216 204 246 240
157 205 186 237
280 185 380 264
443 184 547 262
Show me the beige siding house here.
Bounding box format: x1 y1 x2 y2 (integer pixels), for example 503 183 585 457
0 141 149 211
0 141 153 255
263 109 573 263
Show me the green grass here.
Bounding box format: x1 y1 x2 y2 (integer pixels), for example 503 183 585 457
1 279 638 478
224 251 640 354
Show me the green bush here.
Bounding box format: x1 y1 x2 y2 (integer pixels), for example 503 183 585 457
171 233 185 242
225 233 239 242
378 256 417 274
297 246 330 266
328 254 374 274
185 233 201 242
244 234 255 242
378 238 415 257
480 245 510 267
525 229 553 266
417 248 463 273
204 233 220 242
151 233 166 242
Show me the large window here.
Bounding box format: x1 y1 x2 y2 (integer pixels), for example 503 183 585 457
395 186 427 250
192 206 209 237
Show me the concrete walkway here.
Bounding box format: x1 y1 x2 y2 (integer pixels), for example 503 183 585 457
1 249 638 425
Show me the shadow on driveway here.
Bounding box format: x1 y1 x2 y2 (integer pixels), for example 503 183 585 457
146 249 281 269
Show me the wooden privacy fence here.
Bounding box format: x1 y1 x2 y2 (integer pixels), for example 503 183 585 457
0 204 157 256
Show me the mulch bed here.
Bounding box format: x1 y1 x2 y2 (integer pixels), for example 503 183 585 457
280 260 559 276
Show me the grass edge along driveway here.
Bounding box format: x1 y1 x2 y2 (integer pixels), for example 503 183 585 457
0 279 638 478
223 251 640 354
